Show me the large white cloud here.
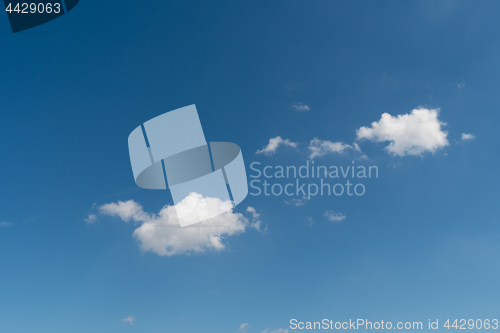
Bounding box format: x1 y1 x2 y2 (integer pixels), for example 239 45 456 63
356 108 449 156
98 193 263 256
256 136 298 156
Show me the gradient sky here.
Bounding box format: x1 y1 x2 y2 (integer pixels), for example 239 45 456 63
1 1 500 332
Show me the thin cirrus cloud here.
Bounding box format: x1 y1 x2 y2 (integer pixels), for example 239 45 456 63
356 108 449 157
121 316 134 325
239 323 250 332
96 193 264 257
292 103 310 111
461 133 476 141
324 210 346 222
0 222 15 228
256 136 298 156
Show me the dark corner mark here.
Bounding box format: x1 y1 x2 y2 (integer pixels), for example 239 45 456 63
3 0 79 33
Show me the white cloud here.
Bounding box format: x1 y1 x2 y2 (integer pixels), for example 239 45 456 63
356 108 449 156
84 214 97 225
239 323 250 332
324 210 346 222
247 206 267 233
0 222 15 228
262 329 289 333
285 196 308 207
174 192 234 227
256 136 298 156
308 138 360 159
306 216 314 227
99 200 150 223
121 316 134 325
292 103 310 111
99 194 263 256
461 133 475 141
352 142 363 153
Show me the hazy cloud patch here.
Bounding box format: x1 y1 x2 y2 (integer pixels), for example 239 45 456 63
324 210 346 222
292 103 310 111
308 138 362 159
461 133 475 141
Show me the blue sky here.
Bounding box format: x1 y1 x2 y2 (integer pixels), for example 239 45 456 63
1 1 500 332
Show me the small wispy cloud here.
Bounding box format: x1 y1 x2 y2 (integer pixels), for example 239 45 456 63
256 136 298 156
247 206 267 234
292 103 310 111
121 316 134 325
85 214 97 225
285 197 308 207
388 162 402 168
456 80 465 89
306 216 314 227
461 133 475 141
308 138 361 159
324 210 346 222
0 222 15 228
239 323 250 332
262 329 289 333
